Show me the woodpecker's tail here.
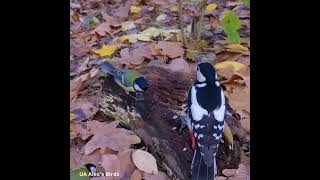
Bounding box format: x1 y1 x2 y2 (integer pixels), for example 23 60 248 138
191 147 216 180
101 61 117 76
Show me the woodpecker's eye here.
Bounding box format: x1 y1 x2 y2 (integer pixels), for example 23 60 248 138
197 67 199 71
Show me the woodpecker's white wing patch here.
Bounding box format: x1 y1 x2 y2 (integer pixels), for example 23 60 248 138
213 90 225 122
218 124 224 130
215 81 220 86
191 86 208 121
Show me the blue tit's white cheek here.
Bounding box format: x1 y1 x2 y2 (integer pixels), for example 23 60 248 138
134 83 144 92
197 70 206 82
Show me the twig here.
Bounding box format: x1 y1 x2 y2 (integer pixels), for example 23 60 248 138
196 0 208 41
178 0 187 46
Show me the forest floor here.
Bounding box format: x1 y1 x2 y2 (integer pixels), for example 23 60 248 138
70 0 250 179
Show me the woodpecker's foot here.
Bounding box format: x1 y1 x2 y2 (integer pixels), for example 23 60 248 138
190 131 196 150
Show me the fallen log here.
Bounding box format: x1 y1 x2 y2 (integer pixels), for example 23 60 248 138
99 65 246 179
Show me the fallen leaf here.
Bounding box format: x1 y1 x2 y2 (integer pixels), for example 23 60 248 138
101 154 120 179
121 21 136 31
224 84 250 113
130 6 141 14
227 163 250 180
118 149 136 179
114 28 179 43
130 170 142 180
71 44 92 57
70 122 92 140
215 177 227 180
151 41 184 58
222 169 237 177
70 113 76 121
115 34 151 43
206 3 218 11
111 45 152 67
170 5 178 11
102 12 121 27
225 44 249 54
142 171 169 180
91 22 112 36
164 58 193 74
70 98 99 121
215 61 246 72
156 14 167 21
70 148 105 171
84 121 141 155
114 2 130 18
132 150 158 174
93 45 118 57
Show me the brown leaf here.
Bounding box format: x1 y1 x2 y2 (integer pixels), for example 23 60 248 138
101 154 121 180
70 98 99 122
224 84 250 113
70 122 92 140
111 45 152 68
150 41 184 59
71 44 92 57
118 149 136 179
84 121 141 155
222 169 237 177
227 163 250 180
113 1 130 18
91 22 112 36
162 58 194 75
70 74 87 101
130 170 142 180
215 176 227 180
142 171 169 180
132 150 158 174
70 148 103 171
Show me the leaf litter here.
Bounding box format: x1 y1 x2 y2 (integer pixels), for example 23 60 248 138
70 0 250 178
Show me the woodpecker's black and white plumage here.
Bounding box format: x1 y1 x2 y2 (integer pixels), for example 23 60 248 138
187 62 226 180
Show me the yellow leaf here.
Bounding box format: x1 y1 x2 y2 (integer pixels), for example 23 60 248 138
170 5 178 11
114 34 151 43
70 124 75 131
215 61 246 72
114 27 179 43
70 113 76 121
121 21 136 31
226 43 249 51
130 6 141 14
93 45 118 56
206 3 218 11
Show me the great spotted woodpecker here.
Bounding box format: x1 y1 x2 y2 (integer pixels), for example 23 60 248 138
186 62 226 180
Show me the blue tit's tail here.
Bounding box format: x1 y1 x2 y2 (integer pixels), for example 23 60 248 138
101 61 118 76
191 146 216 180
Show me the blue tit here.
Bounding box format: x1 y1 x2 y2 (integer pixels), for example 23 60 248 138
101 61 148 100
